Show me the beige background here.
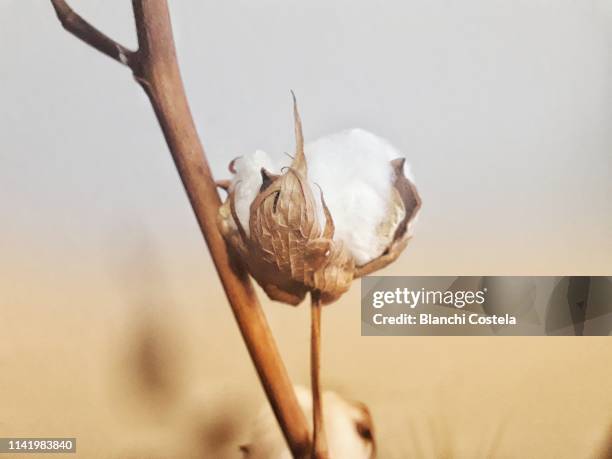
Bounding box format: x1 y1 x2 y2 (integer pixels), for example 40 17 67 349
1 1 611 457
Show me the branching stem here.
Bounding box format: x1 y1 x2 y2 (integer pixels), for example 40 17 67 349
49 1 310 457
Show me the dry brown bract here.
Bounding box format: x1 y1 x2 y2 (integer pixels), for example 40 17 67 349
218 95 421 306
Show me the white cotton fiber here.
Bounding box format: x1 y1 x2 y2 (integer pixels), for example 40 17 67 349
306 129 413 265
242 385 373 459
229 129 415 265
230 149 279 235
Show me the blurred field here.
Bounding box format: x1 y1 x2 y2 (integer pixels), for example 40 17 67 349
0 240 610 459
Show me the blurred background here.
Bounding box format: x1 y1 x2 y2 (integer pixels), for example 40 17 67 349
1 1 611 457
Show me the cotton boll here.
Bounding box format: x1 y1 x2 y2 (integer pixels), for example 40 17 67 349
225 129 418 267
230 150 279 235
241 386 375 459
305 129 415 265
218 100 421 305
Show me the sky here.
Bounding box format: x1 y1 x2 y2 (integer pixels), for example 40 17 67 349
1 0 611 276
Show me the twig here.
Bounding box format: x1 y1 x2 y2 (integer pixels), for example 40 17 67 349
50 0 134 66
49 1 310 457
310 291 329 459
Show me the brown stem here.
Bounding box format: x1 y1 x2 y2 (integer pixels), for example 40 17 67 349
49 1 310 457
50 0 135 66
310 291 329 459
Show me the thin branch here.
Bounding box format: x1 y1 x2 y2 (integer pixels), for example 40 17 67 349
50 0 134 67
310 291 329 459
50 1 311 457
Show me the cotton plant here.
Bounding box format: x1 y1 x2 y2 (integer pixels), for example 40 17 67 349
217 94 420 458
48 0 414 454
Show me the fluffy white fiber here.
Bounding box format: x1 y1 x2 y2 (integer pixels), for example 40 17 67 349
230 149 280 236
229 129 415 265
307 128 414 265
242 385 373 459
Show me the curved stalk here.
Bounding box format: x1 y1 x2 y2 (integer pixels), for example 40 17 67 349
49 1 311 457
310 291 329 459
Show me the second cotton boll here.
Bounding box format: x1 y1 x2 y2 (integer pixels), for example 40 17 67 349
240 386 376 459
